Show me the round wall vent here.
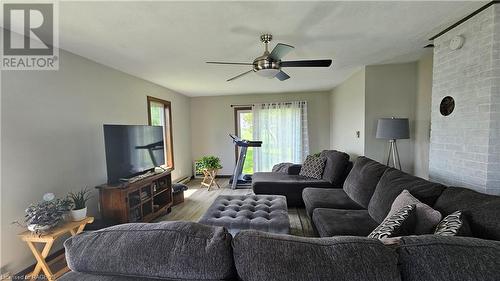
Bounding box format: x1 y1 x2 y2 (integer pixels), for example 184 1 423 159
440 96 455 116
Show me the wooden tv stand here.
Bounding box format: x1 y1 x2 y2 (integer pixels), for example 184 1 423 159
96 170 173 223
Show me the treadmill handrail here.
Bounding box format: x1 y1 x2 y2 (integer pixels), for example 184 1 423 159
229 134 262 147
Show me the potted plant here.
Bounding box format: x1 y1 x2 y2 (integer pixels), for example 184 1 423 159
14 193 72 234
68 188 92 221
199 156 223 190
199 156 223 171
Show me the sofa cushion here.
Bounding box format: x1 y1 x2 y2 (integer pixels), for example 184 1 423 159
299 155 327 179
64 221 235 281
252 172 332 206
368 204 416 239
397 235 500 281
59 272 174 281
368 168 446 223
343 157 388 208
319 150 350 185
388 190 442 234
302 188 363 218
312 208 379 237
233 230 400 281
433 186 500 240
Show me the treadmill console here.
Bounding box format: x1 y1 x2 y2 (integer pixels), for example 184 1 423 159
229 134 262 147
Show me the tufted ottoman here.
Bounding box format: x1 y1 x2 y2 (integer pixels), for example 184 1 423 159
199 195 290 235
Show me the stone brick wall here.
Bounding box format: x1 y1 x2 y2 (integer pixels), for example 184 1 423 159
430 4 500 195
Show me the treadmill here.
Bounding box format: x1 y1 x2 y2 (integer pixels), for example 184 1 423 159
229 134 262 189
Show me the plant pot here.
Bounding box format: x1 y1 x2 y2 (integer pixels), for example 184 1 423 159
27 222 58 233
70 207 87 221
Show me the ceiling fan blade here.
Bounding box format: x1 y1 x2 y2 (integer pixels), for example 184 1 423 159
275 70 290 81
281 59 332 67
227 70 254 82
206 61 253 65
269 43 294 61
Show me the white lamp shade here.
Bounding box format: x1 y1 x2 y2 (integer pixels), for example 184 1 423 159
376 118 409 140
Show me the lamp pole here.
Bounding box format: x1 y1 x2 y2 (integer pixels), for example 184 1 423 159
386 139 402 170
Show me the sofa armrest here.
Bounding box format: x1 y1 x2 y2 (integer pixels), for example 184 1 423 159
287 164 302 175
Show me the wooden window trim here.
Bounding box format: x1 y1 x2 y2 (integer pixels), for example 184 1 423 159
233 106 252 163
147 96 174 170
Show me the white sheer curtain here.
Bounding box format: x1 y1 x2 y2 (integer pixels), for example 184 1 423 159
253 101 309 172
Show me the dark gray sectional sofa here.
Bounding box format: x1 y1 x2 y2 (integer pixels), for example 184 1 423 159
61 221 500 281
59 155 500 280
303 156 500 240
253 150 352 206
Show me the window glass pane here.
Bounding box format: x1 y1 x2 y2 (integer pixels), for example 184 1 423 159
149 100 173 168
150 101 164 126
238 111 253 174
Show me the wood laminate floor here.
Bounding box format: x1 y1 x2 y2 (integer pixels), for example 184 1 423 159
156 178 316 237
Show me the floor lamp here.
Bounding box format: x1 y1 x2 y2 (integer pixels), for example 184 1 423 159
376 118 409 170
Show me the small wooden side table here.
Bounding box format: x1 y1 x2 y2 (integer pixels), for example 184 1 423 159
18 216 94 281
200 169 221 191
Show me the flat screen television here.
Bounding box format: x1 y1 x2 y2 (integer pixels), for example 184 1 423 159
103 124 165 183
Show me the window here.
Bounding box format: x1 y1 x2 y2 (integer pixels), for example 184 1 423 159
147 96 174 169
234 106 254 174
253 101 309 172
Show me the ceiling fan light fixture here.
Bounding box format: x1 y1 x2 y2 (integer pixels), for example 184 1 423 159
256 68 280 78
207 33 333 82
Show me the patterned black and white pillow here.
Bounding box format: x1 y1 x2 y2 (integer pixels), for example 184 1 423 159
299 155 326 179
368 204 416 239
434 210 470 236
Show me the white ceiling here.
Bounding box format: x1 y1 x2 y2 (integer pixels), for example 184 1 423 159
25 1 490 96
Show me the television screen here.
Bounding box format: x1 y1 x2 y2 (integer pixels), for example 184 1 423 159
103 125 165 183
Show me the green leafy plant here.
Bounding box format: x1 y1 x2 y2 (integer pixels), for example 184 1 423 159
14 196 72 233
68 188 93 210
199 156 223 170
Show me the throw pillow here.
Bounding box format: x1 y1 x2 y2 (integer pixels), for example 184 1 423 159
368 204 416 239
434 210 471 236
299 155 326 179
387 190 442 234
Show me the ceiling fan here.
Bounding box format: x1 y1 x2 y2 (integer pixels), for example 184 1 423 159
207 34 332 82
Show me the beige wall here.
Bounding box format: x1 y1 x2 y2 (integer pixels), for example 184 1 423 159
190 92 331 175
413 52 433 179
330 62 426 174
364 63 418 173
330 68 366 159
1 50 192 273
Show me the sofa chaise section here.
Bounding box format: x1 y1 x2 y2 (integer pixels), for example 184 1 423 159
253 172 333 206
253 150 352 206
